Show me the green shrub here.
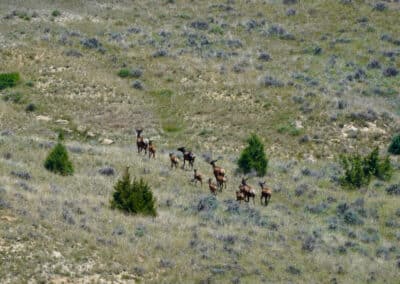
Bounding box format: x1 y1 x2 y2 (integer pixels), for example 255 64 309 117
339 154 370 189
0 72 20 90
388 134 400 155
340 147 393 188
117 68 130 78
111 167 156 216
376 156 392 181
238 134 268 176
44 137 74 176
52 10 61 17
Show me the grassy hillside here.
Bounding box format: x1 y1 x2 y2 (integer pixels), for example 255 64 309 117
0 0 399 283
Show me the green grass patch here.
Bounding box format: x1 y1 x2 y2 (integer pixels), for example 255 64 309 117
0 72 20 90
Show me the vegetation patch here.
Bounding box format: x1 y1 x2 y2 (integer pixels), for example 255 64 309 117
111 167 157 216
0 72 20 90
339 147 392 188
44 134 74 176
238 134 268 176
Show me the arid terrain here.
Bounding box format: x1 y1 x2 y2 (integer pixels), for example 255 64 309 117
0 0 399 283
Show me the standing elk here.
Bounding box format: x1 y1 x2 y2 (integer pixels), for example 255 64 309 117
236 190 245 203
208 178 218 195
215 174 227 191
193 169 203 187
148 140 156 159
136 128 149 154
238 178 256 204
259 181 272 206
210 159 225 179
169 153 179 169
177 147 195 169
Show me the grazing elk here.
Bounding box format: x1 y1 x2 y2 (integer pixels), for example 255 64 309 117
193 169 203 187
169 153 179 169
238 178 256 204
215 174 227 191
177 147 195 169
208 178 218 195
136 128 149 154
148 140 156 159
259 181 272 206
210 159 225 179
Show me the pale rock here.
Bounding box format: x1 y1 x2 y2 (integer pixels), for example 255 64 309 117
36 115 51 122
101 138 114 145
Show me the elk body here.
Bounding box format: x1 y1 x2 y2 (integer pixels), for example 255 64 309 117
177 147 195 169
259 181 272 206
193 169 203 187
136 128 149 154
169 153 179 169
236 190 245 203
238 178 256 204
210 159 225 179
215 174 227 191
208 178 218 195
148 140 156 159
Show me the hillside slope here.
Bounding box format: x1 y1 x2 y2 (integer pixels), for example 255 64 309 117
0 0 399 283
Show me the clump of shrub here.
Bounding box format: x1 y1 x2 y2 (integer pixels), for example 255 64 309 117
0 72 20 90
44 133 74 176
110 167 157 216
52 10 61 17
388 134 400 155
339 147 392 188
238 134 268 176
118 68 130 78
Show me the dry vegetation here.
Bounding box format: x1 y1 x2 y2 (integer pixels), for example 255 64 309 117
0 0 399 283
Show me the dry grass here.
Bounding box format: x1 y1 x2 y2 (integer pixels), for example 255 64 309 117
0 0 399 282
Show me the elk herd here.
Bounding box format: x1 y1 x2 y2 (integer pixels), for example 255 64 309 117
135 128 272 206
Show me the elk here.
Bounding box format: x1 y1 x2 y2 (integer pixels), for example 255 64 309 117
238 178 256 204
259 181 272 206
236 190 245 203
215 174 227 191
210 159 225 179
135 128 149 154
177 147 195 169
193 169 203 187
169 153 179 169
208 178 218 195
148 140 156 159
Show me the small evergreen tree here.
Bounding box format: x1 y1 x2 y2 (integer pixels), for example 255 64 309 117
339 154 370 189
340 148 393 188
238 134 268 176
363 147 380 177
376 156 393 181
44 133 74 175
111 167 157 216
388 134 400 155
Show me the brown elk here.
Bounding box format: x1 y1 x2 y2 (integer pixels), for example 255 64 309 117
238 178 256 204
259 181 272 206
169 153 179 169
210 159 225 179
193 169 203 187
215 174 227 191
177 147 195 169
236 190 245 203
136 128 149 154
148 140 156 159
208 178 218 195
